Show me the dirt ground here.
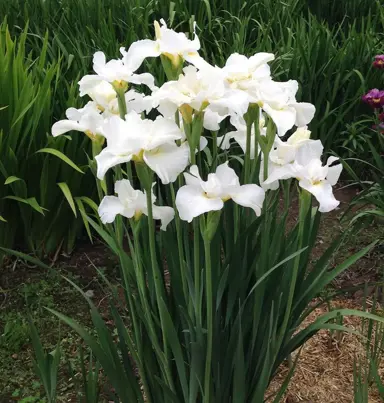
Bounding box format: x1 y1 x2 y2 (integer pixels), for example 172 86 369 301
0 186 383 402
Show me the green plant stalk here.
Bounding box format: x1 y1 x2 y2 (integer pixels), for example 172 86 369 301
203 236 213 403
276 190 311 353
170 183 188 302
189 131 201 326
145 185 175 393
119 254 153 403
249 106 261 182
193 220 201 324
115 86 128 119
125 222 159 403
263 151 269 181
244 120 252 183
253 120 259 167
211 130 218 170
92 141 104 202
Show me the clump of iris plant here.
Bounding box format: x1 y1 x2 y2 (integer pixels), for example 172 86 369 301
362 55 384 133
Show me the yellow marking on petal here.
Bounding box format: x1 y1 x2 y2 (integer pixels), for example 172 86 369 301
203 192 231 202
96 104 105 112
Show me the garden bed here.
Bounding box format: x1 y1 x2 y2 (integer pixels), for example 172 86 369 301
0 187 383 402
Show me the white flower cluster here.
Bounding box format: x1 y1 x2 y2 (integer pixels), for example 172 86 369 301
52 19 342 228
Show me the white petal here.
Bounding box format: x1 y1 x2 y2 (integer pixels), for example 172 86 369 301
225 53 249 68
229 130 258 159
115 179 136 200
176 185 223 222
251 64 271 80
102 114 145 154
327 156 339 166
98 196 126 224
65 107 83 121
122 40 160 72
263 164 297 185
152 205 175 230
326 160 342 186
129 73 156 90
210 89 249 118
184 53 212 70
199 136 208 151
157 99 179 117
248 52 275 69
262 104 296 137
52 120 85 136
293 102 316 127
184 165 203 186
95 149 132 179
150 116 184 146
295 140 324 166
270 141 297 165
215 162 240 188
287 126 311 145
217 132 234 150
299 179 339 213
78 75 105 97
260 162 280 190
92 52 107 75
143 142 189 184
125 90 155 114
203 109 227 131
230 184 265 216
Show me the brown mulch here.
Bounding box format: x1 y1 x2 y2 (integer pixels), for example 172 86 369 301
268 298 384 403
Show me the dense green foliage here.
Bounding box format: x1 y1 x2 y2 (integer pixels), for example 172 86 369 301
0 23 94 258
1 0 383 256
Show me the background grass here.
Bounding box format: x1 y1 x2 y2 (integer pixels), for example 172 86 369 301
0 0 383 256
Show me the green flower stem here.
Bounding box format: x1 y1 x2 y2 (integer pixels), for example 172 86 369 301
243 119 253 183
115 86 127 119
253 120 259 166
170 183 188 301
211 131 218 170
243 105 260 183
263 150 269 181
91 141 104 202
276 190 311 354
250 115 260 182
145 186 175 393
193 219 201 319
119 252 152 403
283 180 291 211
189 140 201 326
203 236 213 403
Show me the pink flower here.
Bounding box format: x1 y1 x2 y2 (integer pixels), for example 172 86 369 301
362 89 384 109
373 55 384 69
